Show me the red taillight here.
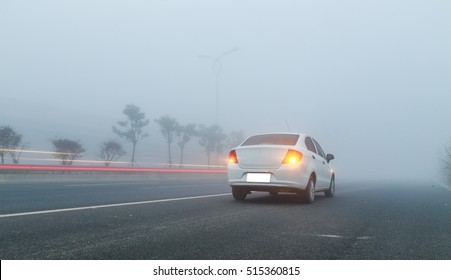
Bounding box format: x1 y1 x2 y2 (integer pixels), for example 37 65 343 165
282 149 303 164
228 150 238 164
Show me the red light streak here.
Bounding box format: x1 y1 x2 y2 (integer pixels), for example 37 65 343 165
0 164 227 173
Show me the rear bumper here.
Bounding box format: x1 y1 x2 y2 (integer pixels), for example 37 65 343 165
229 183 305 194
228 164 310 193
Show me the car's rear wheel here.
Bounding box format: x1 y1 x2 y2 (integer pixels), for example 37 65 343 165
301 176 315 204
232 187 247 201
325 175 335 198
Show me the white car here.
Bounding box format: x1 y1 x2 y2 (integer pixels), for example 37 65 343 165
228 133 335 203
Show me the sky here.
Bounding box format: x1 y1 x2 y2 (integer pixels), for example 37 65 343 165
1 0 450 180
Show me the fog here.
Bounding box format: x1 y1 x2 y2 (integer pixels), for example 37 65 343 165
1 0 450 180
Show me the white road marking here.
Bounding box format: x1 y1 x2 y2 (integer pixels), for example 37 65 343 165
357 236 375 240
0 193 231 218
304 234 345 238
64 182 225 188
301 233 374 240
140 183 225 189
64 181 161 187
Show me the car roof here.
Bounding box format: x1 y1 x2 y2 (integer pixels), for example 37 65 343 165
248 132 309 139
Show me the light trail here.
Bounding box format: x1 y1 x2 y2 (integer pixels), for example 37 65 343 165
17 157 132 165
0 149 227 169
8 157 227 168
0 148 76 155
0 164 227 173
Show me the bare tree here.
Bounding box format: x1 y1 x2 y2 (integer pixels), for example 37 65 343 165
51 138 85 165
10 142 29 164
155 115 179 167
113 104 149 166
0 126 23 164
198 124 227 168
98 140 126 166
176 123 197 168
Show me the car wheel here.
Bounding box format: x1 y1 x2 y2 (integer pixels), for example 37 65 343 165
325 176 335 198
301 177 315 204
232 187 247 201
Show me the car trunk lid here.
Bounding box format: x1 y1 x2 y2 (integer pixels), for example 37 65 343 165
235 145 289 169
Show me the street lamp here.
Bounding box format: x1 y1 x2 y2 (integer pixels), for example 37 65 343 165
198 47 239 124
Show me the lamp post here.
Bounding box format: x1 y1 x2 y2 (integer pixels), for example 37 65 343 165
198 47 239 124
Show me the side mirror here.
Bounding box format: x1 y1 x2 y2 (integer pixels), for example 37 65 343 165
326 154 335 163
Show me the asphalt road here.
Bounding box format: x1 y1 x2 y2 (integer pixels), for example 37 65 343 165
0 176 450 260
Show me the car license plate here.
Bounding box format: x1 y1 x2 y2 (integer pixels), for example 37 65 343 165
246 173 271 183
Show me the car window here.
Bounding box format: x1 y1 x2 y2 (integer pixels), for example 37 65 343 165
305 137 317 153
241 134 299 146
313 138 326 159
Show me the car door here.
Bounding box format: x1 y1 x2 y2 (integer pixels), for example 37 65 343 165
312 138 331 189
305 137 325 188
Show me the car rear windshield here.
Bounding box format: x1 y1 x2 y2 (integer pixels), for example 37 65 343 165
241 134 300 146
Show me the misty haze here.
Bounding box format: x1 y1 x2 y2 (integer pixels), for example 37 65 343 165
2 1 450 181
1 0 451 264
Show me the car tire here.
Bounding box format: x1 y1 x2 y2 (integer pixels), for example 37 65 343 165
325 176 335 198
232 187 247 201
301 176 315 204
